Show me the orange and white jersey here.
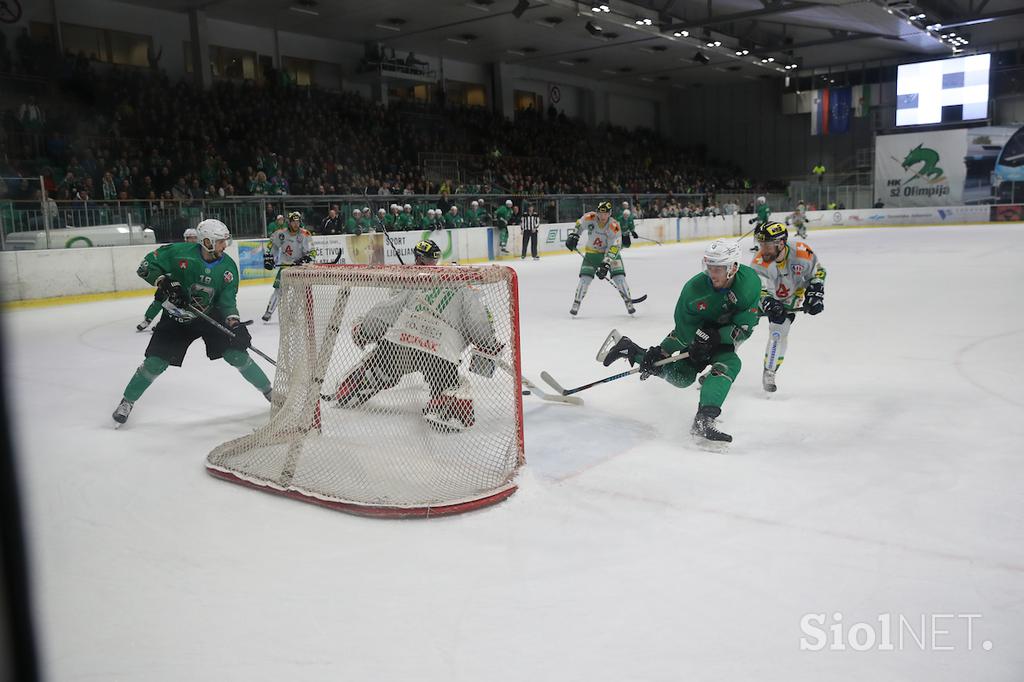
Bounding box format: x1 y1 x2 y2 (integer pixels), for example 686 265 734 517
750 241 826 309
573 211 622 256
268 227 314 265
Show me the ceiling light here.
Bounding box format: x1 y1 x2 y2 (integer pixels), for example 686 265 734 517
673 30 689 37
767 57 774 62
706 41 715 47
289 6 320 16
713 40 721 47
374 23 402 32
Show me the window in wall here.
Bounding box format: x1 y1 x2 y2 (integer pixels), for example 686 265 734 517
282 56 313 86
514 90 542 114
447 81 487 108
389 83 434 104
184 42 259 81
60 23 151 67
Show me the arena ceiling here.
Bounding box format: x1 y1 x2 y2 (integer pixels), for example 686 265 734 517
122 0 1024 86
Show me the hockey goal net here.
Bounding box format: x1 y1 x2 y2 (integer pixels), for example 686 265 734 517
207 264 525 517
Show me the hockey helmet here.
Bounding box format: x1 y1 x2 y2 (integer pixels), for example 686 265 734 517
413 239 441 264
756 195 767 204
195 219 231 253
288 210 302 223
597 201 613 213
754 221 788 243
183 228 199 242
702 239 741 281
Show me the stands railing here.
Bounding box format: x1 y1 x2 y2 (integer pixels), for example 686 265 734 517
0 193 712 249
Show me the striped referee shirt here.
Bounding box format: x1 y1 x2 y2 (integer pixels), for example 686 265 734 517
521 213 541 231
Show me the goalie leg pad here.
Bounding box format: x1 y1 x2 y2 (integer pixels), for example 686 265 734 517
334 352 400 407
423 393 475 433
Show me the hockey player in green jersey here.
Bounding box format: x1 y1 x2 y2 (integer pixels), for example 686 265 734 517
136 227 198 331
601 239 761 444
112 219 273 426
620 208 638 248
749 195 771 227
494 199 513 254
465 200 484 227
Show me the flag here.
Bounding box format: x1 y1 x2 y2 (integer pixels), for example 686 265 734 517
852 84 876 117
830 87 851 134
811 88 830 136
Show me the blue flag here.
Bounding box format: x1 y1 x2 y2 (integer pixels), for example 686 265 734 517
829 87 852 134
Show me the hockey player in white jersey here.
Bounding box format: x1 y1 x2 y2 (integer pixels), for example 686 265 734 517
750 221 826 393
329 240 503 433
565 200 636 316
785 201 809 238
262 210 316 322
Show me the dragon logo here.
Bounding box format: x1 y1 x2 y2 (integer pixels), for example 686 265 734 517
901 144 945 183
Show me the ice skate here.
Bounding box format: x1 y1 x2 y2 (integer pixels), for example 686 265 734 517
423 394 475 433
600 334 642 367
136 319 152 332
112 398 134 428
690 405 732 448
762 369 777 393
570 300 581 316
625 300 636 315
261 310 273 323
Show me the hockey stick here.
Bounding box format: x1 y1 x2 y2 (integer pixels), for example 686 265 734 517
540 351 689 397
377 222 406 264
495 359 582 405
634 234 663 246
572 249 647 304
186 303 278 366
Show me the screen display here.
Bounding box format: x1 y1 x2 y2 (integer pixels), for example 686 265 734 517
896 54 990 126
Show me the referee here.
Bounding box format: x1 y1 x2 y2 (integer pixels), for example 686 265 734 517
520 203 541 260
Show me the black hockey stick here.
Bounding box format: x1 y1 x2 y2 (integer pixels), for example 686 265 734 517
186 303 277 366
634 234 663 246
540 351 689 396
376 221 405 264
572 249 647 303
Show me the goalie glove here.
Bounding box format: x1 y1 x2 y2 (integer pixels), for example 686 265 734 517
263 253 276 270
565 232 580 252
469 343 504 378
154 275 185 307
595 261 610 280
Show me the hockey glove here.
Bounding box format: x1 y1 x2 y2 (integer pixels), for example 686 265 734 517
296 254 314 265
469 344 503 378
565 232 580 251
687 326 718 370
621 232 632 248
761 295 788 325
595 261 610 280
227 319 252 351
804 281 824 315
748 217 757 225
155 275 186 307
263 253 276 270
639 345 669 380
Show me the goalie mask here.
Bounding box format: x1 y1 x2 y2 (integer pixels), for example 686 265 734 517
413 239 441 264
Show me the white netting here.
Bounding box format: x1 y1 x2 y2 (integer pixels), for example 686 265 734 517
207 264 524 516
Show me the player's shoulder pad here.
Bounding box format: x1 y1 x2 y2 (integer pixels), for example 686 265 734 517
609 218 621 231
794 241 815 259
750 254 768 267
300 228 312 237
583 211 596 220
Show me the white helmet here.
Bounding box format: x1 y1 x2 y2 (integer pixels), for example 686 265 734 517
378 208 386 215
427 208 436 216
471 200 478 207
757 195 766 204
450 205 458 212
196 219 230 253
622 209 631 217
622 201 630 207
505 199 513 206
391 203 400 211
703 239 741 279
353 208 361 215
183 228 198 241
403 203 412 211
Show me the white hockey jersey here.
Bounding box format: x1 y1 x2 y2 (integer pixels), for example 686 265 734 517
359 285 499 364
573 212 622 257
750 241 826 310
268 227 315 265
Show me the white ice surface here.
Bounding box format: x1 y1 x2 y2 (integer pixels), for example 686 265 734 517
4 225 1024 681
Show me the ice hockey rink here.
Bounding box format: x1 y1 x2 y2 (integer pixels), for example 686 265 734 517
4 223 1024 681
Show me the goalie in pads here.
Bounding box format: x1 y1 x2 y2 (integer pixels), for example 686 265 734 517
331 240 502 433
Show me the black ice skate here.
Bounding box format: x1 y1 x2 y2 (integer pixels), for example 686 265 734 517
136 318 152 332
570 300 581 316
112 398 134 428
600 334 643 367
261 310 273 323
762 369 777 393
690 405 732 445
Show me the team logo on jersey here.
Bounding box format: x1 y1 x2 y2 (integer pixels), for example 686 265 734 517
178 259 188 270
223 271 234 283
697 301 708 311
793 264 804 275
776 284 791 299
